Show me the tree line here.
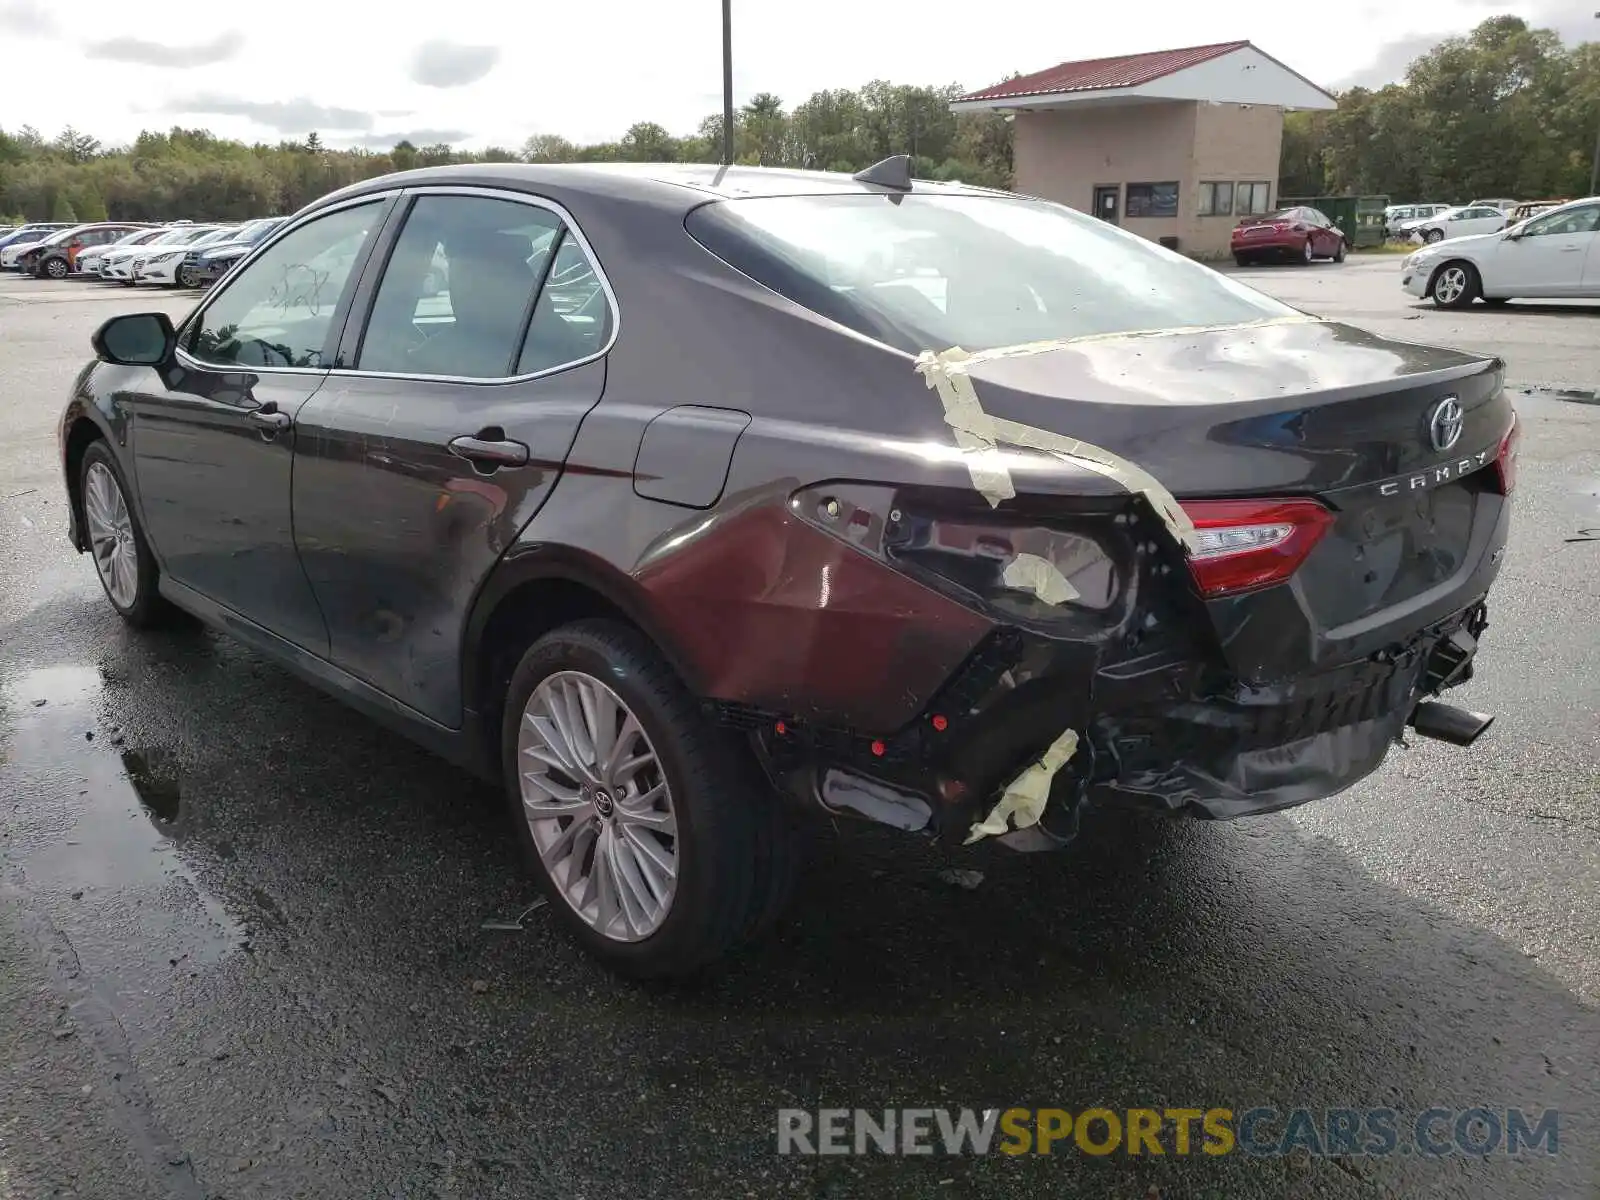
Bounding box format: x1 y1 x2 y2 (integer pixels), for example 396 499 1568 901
0 83 1013 226
0 16 1594 227
1281 16 1600 202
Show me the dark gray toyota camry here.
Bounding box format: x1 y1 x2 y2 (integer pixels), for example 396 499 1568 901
59 159 1517 976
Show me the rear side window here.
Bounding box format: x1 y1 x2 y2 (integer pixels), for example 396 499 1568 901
358 195 598 380
686 193 1296 355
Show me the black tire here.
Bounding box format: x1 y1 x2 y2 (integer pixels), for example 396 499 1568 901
1233 253 1250 267
120 280 135 287
1333 239 1346 263
79 440 173 627
43 256 69 279
1425 228 1445 244
1429 260 1481 309
500 619 784 978
176 264 198 288
1299 237 1315 265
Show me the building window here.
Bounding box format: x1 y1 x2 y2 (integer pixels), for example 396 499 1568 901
1125 182 1179 219
1198 182 1234 217
1238 182 1273 215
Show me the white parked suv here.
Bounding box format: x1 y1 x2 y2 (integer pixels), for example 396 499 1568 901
1410 205 1509 244
1401 196 1600 307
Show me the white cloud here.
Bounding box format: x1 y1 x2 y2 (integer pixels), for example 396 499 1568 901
0 0 1590 149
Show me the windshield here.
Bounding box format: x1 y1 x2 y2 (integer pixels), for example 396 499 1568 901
191 228 239 247
686 193 1296 354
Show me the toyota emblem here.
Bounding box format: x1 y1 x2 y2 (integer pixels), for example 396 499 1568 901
1429 397 1463 453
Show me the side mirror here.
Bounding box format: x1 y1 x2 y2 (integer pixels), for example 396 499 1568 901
91 311 175 366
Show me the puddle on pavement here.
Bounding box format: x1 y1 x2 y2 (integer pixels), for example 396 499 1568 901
0 664 242 979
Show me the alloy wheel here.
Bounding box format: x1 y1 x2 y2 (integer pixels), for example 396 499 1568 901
45 258 68 279
83 461 139 609
1433 266 1468 305
517 670 679 942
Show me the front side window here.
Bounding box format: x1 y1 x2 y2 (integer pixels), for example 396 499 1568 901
1238 183 1272 215
1125 182 1179 219
188 201 379 369
1197 182 1233 217
357 195 566 379
686 193 1297 355
1523 205 1600 237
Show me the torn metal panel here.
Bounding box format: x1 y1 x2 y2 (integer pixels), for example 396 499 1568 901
914 345 1199 553
964 728 1079 844
1001 552 1080 604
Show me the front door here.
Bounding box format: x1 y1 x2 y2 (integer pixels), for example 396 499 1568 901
291 190 615 726
1495 202 1600 297
1093 186 1120 225
126 197 393 654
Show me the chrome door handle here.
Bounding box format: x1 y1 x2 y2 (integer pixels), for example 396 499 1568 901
248 402 291 431
449 433 530 469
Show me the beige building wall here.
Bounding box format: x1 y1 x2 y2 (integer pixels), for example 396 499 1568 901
1013 101 1285 259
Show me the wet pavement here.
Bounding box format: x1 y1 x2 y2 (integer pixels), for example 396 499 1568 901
0 270 1597 1198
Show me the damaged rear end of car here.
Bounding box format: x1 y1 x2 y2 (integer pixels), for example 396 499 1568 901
681 183 1516 852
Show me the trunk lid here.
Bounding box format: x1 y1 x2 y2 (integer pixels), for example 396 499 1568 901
963 319 1514 680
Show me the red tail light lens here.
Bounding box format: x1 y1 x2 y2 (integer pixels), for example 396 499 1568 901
1180 499 1335 598
1489 413 1519 495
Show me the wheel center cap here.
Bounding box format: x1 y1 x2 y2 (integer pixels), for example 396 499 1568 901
591 787 615 818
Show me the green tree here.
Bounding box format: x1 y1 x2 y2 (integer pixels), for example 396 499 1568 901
619 122 677 162
520 133 575 163
391 140 418 171
50 193 77 222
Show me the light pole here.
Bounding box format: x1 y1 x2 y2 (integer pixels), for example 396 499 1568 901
1591 10 1600 195
721 0 734 166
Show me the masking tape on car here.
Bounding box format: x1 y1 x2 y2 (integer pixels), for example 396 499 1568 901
917 337 1289 555
1001 552 1079 603
964 728 1080 844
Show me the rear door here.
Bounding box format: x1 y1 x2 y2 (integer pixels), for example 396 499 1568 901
290 187 616 726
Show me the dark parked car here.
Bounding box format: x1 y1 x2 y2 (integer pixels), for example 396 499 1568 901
1231 206 1347 265
28 222 152 278
59 160 1516 976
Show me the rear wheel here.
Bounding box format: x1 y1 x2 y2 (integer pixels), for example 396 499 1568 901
501 620 790 977
1300 237 1315 265
1233 253 1250 267
1430 261 1481 309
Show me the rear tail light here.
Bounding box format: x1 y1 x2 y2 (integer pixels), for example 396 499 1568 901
1489 413 1519 494
1180 499 1335 598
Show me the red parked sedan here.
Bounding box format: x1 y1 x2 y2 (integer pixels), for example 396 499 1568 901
1232 207 1347 266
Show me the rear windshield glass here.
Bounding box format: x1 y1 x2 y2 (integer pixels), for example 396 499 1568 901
685 193 1297 354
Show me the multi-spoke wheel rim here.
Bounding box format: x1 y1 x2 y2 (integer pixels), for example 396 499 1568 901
517 670 678 943
83 461 139 609
1435 267 1466 304
1303 240 1313 262
46 258 67 278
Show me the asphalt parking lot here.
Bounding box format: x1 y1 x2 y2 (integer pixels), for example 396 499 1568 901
0 259 1596 1199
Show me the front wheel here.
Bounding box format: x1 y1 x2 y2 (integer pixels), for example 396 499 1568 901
79 441 172 626
1430 261 1481 309
43 257 69 279
1425 229 1445 244
1300 238 1315 265
501 620 789 977
1333 240 1346 263
176 264 199 288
